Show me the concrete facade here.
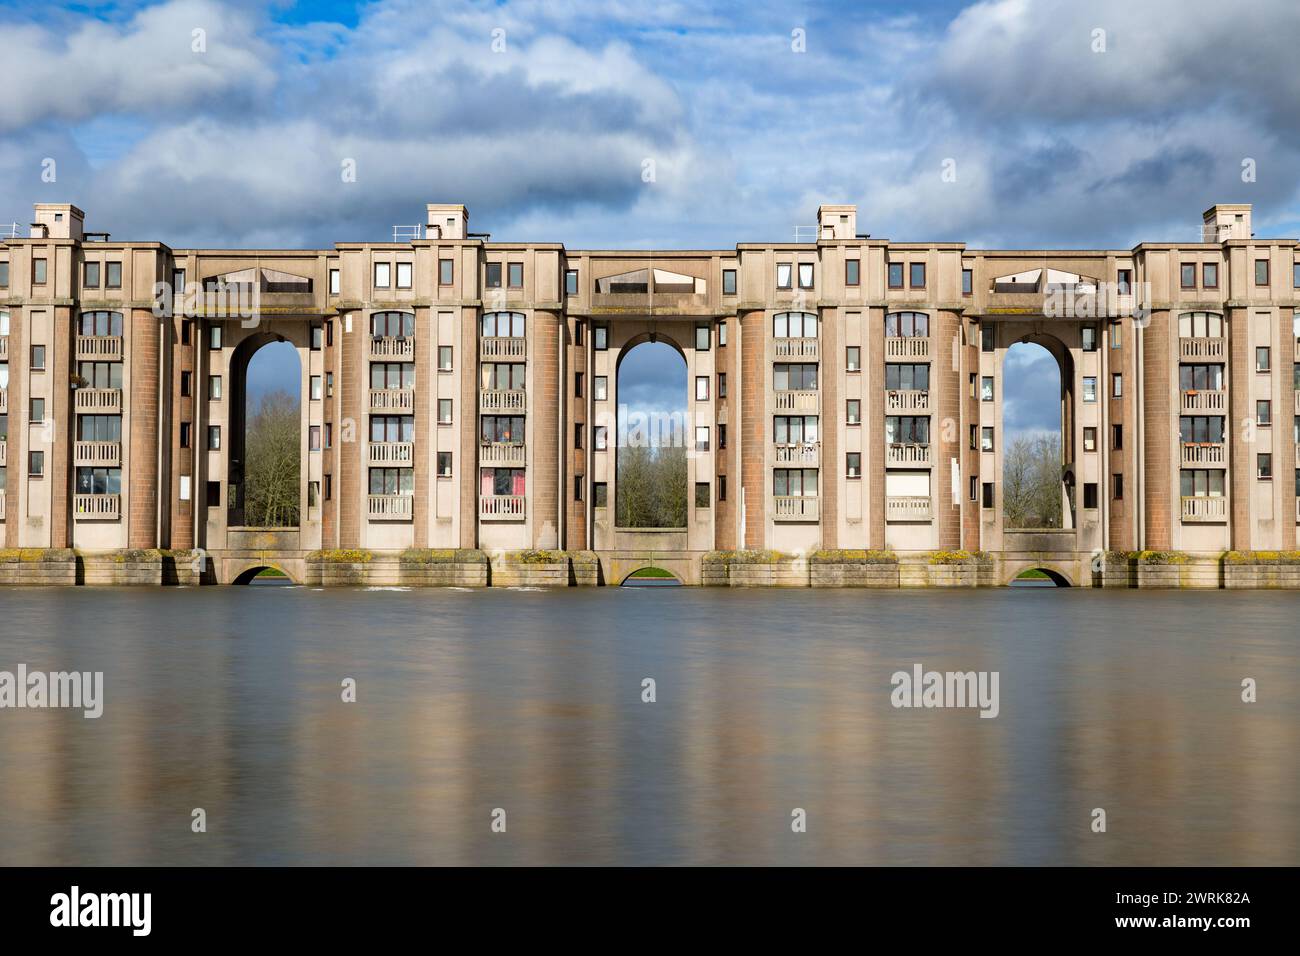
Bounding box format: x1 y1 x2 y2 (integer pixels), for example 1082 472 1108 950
2 200 1298 584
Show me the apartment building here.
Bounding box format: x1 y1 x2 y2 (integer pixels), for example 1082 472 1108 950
1 200 1297 571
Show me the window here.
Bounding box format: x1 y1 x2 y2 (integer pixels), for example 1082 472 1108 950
1257 400 1272 426
773 468 818 497
1179 363 1224 390
1110 320 1121 349
326 320 333 347
507 262 523 288
310 324 323 350
1178 311 1224 337
1180 469 1225 498
695 482 711 508
1083 427 1097 452
371 467 415 496
209 325 222 350
564 269 578 295
437 452 452 478
719 475 727 502
969 424 977 449
1082 325 1098 351
575 372 583 398
1179 416 1225 444
481 311 524 338
438 399 453 424
722 269 737 295
1083 483 1098 509
324 424 332 448
1113 424 1123 449
773 363 818 390
326 372 334 397
1256 346 1271 372
594 324 608 350
694 376 709 401
718 320 727 347
310 376 322 401
885 416 929 445
594 376 608 401
695 426 710 451
307 481 319 508
961 268 973 295
846 399 861 424
438 346 453 371
885 363 930 391
981 376 994 402
309 426 321 451
774 312 817 338
374 262 391 289
0 262 8 287
909 262 926 289
485 262 502 288
1111 373 1122 398
30 344 45 371
718 424 727 449
29 451 44 477
396 262 412 289
481 362 525 391
594 426 608 450
776 263 792 289
981 427 994 452
1255 259 1269 286
573 321 584 346
573 476 583 502
1113 474 1123 499
887 262 904 289
372 311 415 338
1180 263 1196 289
479 415 523 443
76 415 122 442
207 426 221 450
1258 453 1273 479
431 259 450 287
30 397 45 422
574 423 583 449
982 482 994 509
84 262 101 287
845 260 860 287
846 452 862 478
33 259 47 284
980 326 994 352
1083 377 1097 402
718 372 727 398
695 323 711 351
774 416 819 444
180 422 191 448
798 263 814 289
329 268 340 295
1203 262 1218 289
844 346 861 372
104 262 121 288
1294 263 1300 289
594 482 608 508
206 481 221 507
182 370 194 397
1117 268 1132 294
208 375 222 400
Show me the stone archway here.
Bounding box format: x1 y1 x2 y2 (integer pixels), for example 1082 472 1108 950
227 329 304 528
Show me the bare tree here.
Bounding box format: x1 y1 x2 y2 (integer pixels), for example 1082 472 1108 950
244 389 300 527
1003 432 1062 529
617 444 687 528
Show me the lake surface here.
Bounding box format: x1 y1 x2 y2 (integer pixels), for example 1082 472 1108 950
0 586 1296 866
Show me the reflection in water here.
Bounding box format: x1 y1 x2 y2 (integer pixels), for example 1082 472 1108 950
0 587 1295 865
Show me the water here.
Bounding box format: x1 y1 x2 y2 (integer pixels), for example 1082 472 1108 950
0 586 1296 866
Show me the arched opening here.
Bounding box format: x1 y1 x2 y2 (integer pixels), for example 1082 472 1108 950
615 337 688 529
228 334 302 528
1010 567 1071 588
1001 336 1073 529
232 565 295 586
621 567 683 587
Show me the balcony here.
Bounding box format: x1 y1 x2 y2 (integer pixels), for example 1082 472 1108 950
774 338 818 360
1181 495 1227 522
480 442 526 466
481 337 526 360
368 441 414 465
75 493 121 520
774 389 818 412
1180 443 1226 466
886 495 932 522
75 440 121 467
76 335 123 362
774 442 820 466
480 494 526 520
773 495 819 521
369 336 414 359
480 389 526 413
368 494 413 521
885 336 929 360
886 442 931 467
1179 337 1226 361
74 387 122 414
1180 389 1225 413
369 388 414 412
885 389 929 412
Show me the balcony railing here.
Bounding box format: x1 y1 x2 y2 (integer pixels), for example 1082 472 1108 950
774 442 820 466
369 336 414 359
774 389 818 412
369 388 414 411
1180 389 1225 413
368 441 414 465
774 338 819 360
1180 442 1226 466
480 389 526 413
480 494 526 520
74 387 122 413
368 493 413 521
885 389 929 412
1179 337 1226 361
885 442 931 467
886 495 932 521
75 493 121 519
885 336 929 360
773 495 819 521
481 337 526 360
1181 495 1227 522
76 335 123 362
75 440 121 467
480 442 526 466
0 336 7 359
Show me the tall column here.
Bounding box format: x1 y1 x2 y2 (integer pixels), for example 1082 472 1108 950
819 307 839 550
531 309 560 549
867 306 886 550
961 319 981 551
127 307 160 548
167 314 195 550
338 312 362 549
48 306 72 547
1279 315 1296 550
739 309 766 549
564 317 587 551
4 302 24 538
459 305 478 550
412 306 432 548
1228 306 1252 550
714 315 738 550
1141 309 1172 549
935 309 961 550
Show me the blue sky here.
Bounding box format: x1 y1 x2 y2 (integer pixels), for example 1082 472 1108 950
4 0 1298 433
